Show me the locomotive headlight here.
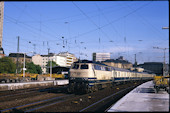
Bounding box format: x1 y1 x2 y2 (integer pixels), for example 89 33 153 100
70 77 75 80
83 78 88 80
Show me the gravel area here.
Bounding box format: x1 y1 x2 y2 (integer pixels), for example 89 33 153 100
37 82 143 112
0 85 67 110
0 81 146 112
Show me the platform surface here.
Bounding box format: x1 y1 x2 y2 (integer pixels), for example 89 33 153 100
107 81 169 112
0 80 69 91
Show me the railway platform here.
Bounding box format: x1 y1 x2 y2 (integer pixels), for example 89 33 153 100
0 79 69 91
107 81 169 112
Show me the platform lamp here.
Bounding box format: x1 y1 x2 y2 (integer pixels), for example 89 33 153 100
23 51 33 79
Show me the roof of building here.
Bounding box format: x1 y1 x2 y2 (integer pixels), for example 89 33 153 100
103 59 132 64
41 53 55 57
57 52 75 57
8 53 32 58
143 62 163 65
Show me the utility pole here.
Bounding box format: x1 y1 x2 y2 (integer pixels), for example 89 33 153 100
134 54 137 79
16 36 20 74
134 54 137 67
153 47 169 76
162 26 169 76
50 58 52 78
33 44 36 55
47 48 50 74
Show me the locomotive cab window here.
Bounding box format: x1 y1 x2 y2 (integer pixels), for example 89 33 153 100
72 64 79 69
80 64 89 69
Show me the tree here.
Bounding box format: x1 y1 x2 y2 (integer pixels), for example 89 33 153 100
35 64 42 74
25 62 42 74
0 57 16 73
46 61 59 67
46 61 59 73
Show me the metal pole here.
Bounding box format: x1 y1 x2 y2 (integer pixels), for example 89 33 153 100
163 49 166 76
50 58 52 78
161 27 169 76
47 48 50 74
16 36 20 74
153 47 168 76
134 54 137 79
135 54 137 67
23 53 25 78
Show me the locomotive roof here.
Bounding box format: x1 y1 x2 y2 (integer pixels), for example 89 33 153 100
112 67 131 72
74 60 153 75
74 60 109 66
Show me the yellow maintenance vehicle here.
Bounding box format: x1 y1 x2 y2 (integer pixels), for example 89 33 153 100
153 75 169 93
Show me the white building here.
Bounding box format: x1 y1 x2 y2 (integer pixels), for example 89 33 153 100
32 52 78 74
57 52 78 67
92 52 110 62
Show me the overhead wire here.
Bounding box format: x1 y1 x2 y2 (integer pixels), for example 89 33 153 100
126 2 168 40
72 1 112 41
4 1 163 61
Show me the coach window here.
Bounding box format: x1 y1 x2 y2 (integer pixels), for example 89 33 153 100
115 72 117 77
105 67 110 71
80 64 89 69
94 65 101 70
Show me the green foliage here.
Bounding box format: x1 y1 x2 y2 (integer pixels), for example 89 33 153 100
0 57 16 73
46 61 59 67
25 62 42 74
35 64 42 74
46 61 59 73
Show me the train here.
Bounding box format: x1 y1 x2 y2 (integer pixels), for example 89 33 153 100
67 60 156 93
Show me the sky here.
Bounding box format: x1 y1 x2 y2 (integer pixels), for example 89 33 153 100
1 1 169 64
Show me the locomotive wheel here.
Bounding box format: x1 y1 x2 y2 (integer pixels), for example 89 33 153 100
83 84 89 94
94 85 98 91
67 83 75 93
91 85 98 92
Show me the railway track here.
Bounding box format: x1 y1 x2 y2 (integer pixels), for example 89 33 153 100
0 81 146 112
79 86 135 112
35 81 144 112
0 94 74 112
0 85 61 97
0 86 67 102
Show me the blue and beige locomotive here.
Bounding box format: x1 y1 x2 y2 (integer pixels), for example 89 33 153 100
67 60 155 93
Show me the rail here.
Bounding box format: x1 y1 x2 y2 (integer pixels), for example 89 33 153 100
79 86 135 112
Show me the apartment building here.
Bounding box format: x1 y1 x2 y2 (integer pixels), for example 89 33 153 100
32 52 78 74
102 56 133 69
57 52 78 67
8 53 32 64
93 53 110 62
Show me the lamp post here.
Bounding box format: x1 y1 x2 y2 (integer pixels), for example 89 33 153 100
153 47 168 76
134 52 142 79
161 26 169 76
134 52 142 67
23 51 33 79
162 27 169 29
50 58 53 78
